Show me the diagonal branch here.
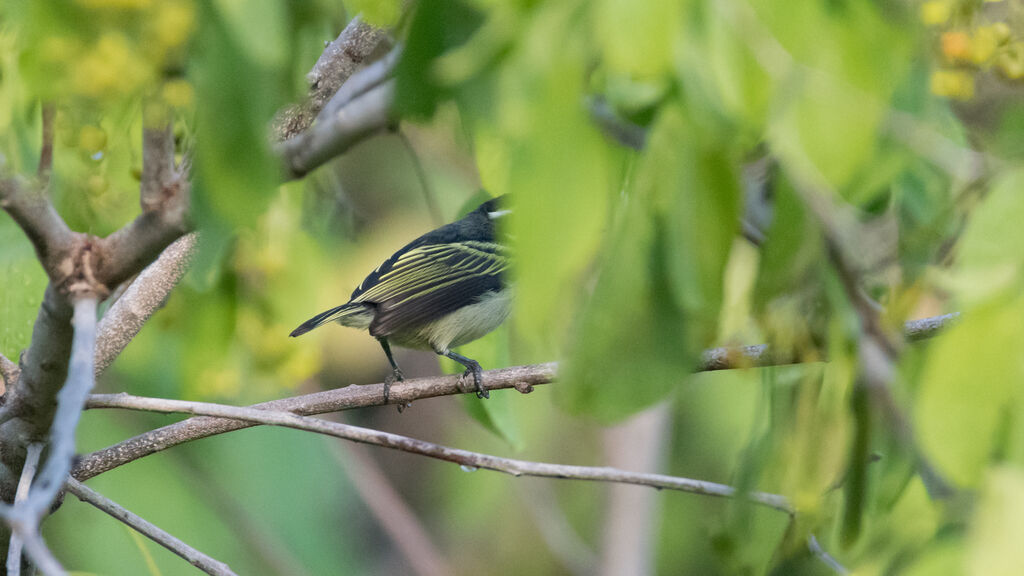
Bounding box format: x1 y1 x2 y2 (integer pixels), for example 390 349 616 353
94 233 199 376
277 78 396 179
273 16 389 141
73 395 796 514
0 179 73 280
73 313 957 482
65 478 238 576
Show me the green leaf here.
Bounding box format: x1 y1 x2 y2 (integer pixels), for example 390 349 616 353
559 191 689 421
967 467 1024 576
653 108 740 345
951 170 1024 305
396 0 484 119
915 298 1024 487
442 323 523 449
595 0 679 81
486 4 615 348
190 1 285 235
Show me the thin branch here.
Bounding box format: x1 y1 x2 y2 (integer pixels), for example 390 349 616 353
7 443 42 576
807 534 849 575
75 395 797 514
397 128 444 226
65 478 239 576
796 182 956 500
95 122 189 290
94 233 198 376
19 298 97 522
37 104 55 185
273 16 389 140
330 443 452 576
74 313 957 481
278 79 396 179
139 104 177 213
316 45 401 125
16 534 63 576
0 178 73 279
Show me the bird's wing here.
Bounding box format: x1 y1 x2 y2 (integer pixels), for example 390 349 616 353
349 240 509 338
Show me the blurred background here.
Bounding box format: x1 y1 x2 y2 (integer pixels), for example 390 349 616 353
2 0 1024 574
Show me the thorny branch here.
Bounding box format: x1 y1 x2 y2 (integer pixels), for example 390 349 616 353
66 479 238 576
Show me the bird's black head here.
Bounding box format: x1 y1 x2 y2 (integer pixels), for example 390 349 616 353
475 194 507 217
444 195 508 243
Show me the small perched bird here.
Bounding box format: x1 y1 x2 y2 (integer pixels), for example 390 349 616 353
290 195 511 403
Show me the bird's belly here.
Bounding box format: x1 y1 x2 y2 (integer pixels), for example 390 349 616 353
402 287 513 351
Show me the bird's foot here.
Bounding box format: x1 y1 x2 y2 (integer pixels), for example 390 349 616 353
383 368 405 405
463 362 487 399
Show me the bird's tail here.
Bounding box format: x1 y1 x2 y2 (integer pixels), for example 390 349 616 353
289 303 367 337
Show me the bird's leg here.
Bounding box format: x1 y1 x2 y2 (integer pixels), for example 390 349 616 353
436 348 488 399
378 338 405 405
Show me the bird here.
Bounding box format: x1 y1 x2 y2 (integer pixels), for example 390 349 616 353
290 195 512 404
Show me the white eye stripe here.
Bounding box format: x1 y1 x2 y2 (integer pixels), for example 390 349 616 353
488 209 512 219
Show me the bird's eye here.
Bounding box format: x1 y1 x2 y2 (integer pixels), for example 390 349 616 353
487 209 512 220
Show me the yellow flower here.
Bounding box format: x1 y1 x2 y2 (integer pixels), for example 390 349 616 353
930 69 975 100
920 1 952 26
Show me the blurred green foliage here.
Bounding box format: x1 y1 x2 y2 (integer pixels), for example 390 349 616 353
2 0 1024 574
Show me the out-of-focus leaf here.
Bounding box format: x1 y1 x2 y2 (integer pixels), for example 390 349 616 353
190 2 285 236
771 73 884 191
488 3 614 349
681 5 775 130
949 170 1024 305
654 107 740 346
915 298 1024 487
445 324 523 449
967 467 1024 576
756 0 912 192
344 0 400 27
213 0 286 68
595 0 679 81
396 0 484 119
559 192 688 421
901 540 965 576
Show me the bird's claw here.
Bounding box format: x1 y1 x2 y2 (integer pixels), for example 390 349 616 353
383 368 405 405
466 364 488 399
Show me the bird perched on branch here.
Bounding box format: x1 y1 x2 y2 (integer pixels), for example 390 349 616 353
290 195 511 403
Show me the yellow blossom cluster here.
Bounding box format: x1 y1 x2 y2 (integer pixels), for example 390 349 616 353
921 0 1024 99
28 0 196 106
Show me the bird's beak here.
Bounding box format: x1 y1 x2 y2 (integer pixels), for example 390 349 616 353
488 209 512 220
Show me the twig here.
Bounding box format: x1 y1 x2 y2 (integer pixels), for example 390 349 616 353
273 16 388 140
6 443 43 576
74 313 957 481
94 233 199 376
396 128 444 226
330 443 452 576
73 394 797 513
65 478 239 576
37 104 55 185
807 534 848 575
0 178 73 278
20 298 97 523
95 122 189 290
